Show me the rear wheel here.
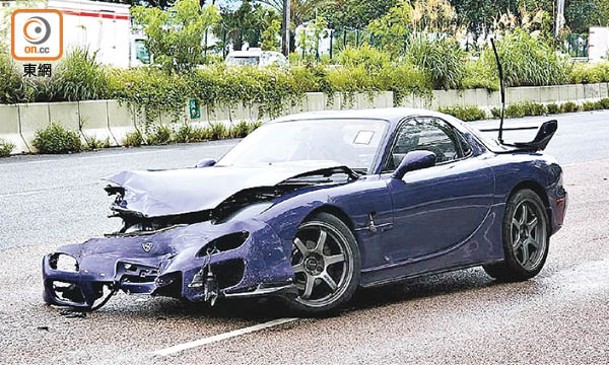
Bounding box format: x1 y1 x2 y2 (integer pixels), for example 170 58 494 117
484 189 549 281
287 213 360 315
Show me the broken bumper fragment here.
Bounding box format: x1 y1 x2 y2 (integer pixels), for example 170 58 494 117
42 219 296 309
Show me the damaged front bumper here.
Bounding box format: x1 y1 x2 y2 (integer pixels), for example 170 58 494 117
42 219 297 310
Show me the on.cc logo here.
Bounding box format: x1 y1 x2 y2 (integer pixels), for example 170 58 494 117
11 9 63 61
23 16 52 45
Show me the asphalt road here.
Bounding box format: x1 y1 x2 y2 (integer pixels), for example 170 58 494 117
0 110 608 364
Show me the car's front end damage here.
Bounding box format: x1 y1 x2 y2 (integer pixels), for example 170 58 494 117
42 218 296 309
42 162 357 310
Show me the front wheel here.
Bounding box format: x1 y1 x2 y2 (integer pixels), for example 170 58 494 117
287 213 360 315
484 189 550 281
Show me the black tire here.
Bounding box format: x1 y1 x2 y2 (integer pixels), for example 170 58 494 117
483 189 550 281
286 212 360 315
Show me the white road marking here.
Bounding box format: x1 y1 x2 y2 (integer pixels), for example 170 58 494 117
24 150 175 165
0 190 44 199
153 317 299 356
26 159 56 164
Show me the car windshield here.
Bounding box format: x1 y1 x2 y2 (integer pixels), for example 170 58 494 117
226 56 259 66
217 119 388 173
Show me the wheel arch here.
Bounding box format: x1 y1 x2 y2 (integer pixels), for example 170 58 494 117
508 180 552 232
303 204 356 233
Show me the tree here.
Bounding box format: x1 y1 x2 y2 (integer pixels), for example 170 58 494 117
215 1 279 51
256 0 334 27
132 0 221 72
367 0 414 55
296 15 328 59
321 0 396 30
450 0 553 36
411 0 457 32
261 19 282 51
565 0 609 33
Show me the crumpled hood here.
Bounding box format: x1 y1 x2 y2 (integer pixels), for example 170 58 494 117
105 160 348 218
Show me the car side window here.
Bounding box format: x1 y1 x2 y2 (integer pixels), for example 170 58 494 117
385 117 462 171
455 130 473 157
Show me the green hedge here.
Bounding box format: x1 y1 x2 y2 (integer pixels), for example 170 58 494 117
570 62 609 84
2 45 609 125
438 106 487 121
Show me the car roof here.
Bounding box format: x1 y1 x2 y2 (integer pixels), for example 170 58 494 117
272 107 460 127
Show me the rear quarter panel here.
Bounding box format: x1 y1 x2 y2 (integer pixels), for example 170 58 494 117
485 151 566 234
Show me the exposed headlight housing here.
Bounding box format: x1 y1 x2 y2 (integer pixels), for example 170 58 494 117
197 231 250 256
49 253 79 272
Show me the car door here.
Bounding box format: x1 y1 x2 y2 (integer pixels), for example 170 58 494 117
383 116 494 263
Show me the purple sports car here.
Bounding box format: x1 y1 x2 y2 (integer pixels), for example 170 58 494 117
42 108 567 314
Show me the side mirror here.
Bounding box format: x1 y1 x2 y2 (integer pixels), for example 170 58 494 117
392 150 436 180
195 158 216 168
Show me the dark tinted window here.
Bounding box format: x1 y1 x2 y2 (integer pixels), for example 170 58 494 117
386 117 461 171
456 130 473 156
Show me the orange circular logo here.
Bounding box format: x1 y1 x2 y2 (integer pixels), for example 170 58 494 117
23 16 51 45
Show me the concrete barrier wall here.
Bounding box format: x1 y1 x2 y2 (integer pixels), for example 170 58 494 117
401 83 609 113
0 85 607 154
0 105 26 153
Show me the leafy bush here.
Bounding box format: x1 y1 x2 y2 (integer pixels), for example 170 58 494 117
0 50 32 103
123 130 144 147
145 124 172 145
173 124 196 143
582 101 603 111
192 126 212 141
504 101 546 118
248 121 263 133
51 48 109 101
462 59 499 91
505 104 526 118
546 103 560 114
338 45 392 72
380 63 433 105
405 34 466 90
108 67 190 125
490 107 502 118
173 124 213 142
84 136 111 150
33 123 82 154
217 66 301 118
600 98 609 109
570 62 609 84
438 106 487 121
0 138 15 157
208 123 228 140
229 121 250 138
481 28 570 87
560 101 580 113
522 101 547 116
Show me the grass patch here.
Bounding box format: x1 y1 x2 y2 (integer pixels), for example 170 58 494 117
0 138 15 157
123 130 144 147
546 103 560 114
560 101 580 113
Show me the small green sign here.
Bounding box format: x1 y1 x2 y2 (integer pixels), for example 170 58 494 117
189 98 201 119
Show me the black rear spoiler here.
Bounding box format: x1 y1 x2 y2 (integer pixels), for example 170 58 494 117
511 120 557 151
478 120 558 152
487 38 558 152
